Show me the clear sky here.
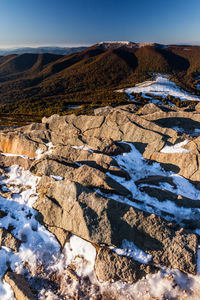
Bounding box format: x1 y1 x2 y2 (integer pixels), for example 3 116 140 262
0 0 200 48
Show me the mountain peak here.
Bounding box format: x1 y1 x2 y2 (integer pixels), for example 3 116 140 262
96 41 167 50
97 41 135 49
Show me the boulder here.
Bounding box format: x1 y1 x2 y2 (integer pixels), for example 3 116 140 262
4 272 37 300
0 132 46 159
195 102 200 112
0 228 21 253
47 226 71 248
95 247 158 283
69 164 131 196
0 154 32 170
83 110 177 148
34 177 198 274
138 103 162 115
148 152 199 180
142 110 200 135
31 159 131 196
94 106 113 116
30 156 78 177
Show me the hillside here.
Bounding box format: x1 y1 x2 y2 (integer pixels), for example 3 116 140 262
0 42 200 125
0 46 88 56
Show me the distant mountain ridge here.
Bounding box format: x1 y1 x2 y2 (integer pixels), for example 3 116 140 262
0 46 88 56
0 42 200 124
97 41 167 49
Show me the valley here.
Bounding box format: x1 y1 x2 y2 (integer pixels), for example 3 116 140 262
0 42 200 125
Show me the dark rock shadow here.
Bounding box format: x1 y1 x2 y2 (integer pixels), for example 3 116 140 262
154 117 200 132
132 142 148 154
106 200 163 252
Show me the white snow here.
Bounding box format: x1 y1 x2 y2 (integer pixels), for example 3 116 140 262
50 175 64 181
104 143 200 224
160 140 189 153
122 74 200 101
63 235 96 278
0 165 61 297
1 153 28 159
99 41 132 45
45 142 56 155
110 239 152 264
72 145 93 152
0 280 15 300
36 142 56 159
35 148 44 159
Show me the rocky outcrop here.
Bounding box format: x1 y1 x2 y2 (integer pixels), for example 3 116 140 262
34 176 198 274
141 109 200 136
1 104 200 290
31 158 130 196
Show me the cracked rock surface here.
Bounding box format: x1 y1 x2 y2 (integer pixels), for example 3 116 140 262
1 103 200 298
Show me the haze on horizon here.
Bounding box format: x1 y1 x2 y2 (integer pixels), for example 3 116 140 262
0 0 200 48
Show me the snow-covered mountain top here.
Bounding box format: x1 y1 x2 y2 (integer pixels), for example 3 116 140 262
98 41 135 49
98 41 134 45
97 41 167 49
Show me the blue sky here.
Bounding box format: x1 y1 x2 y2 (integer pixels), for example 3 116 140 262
0 0 200 48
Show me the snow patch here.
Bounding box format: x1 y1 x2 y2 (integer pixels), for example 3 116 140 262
36 142 56 159
0 281 15 300
1 153 28 159
72 145 93 152
50 175 64 181
160 140 189 153
122 75 200 101
63 235 96 278
110 239 152 264
105 143 200 223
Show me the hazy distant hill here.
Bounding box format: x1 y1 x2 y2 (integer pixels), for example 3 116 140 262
0 41 200 124
0 46 88 56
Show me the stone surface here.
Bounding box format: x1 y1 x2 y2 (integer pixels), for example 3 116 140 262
138 103 162 115
0 131 46 159
95 247 158 283
34 176 198 274
47 226 71 248
0 154 32 170
148 152 199 180
31 158 131 196
4 272 37 300
94 106 113 116
0 228 20 253
195 102 200 112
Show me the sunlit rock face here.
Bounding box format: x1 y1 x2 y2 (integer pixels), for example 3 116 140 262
1 102 200 299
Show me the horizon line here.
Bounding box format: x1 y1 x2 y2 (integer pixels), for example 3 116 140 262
0 43 92 49
1 41 200 50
